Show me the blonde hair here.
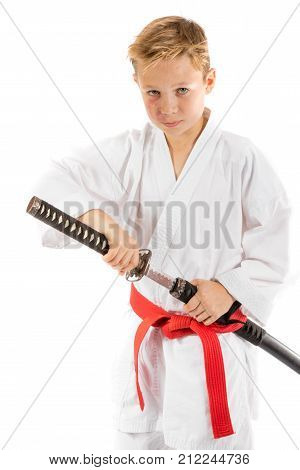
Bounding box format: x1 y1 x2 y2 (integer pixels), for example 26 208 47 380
127 16 210 79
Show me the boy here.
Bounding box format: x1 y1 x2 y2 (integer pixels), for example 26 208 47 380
32 16 290 450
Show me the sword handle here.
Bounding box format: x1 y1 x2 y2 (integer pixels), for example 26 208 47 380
26 196 110 255
169 277 242 322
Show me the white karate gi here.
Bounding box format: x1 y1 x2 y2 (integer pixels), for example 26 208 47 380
31 107 290 450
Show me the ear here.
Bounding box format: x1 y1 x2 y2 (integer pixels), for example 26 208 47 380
133 73 138 84
204 68 216 94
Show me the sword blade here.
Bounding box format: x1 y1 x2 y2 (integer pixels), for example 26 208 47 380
145 266 176 290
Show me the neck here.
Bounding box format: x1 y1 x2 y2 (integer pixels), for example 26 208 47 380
165 108 210 152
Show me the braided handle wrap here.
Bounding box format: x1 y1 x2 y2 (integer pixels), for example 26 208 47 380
26 196 109 255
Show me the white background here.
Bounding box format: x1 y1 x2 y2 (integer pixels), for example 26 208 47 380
0 0 299 466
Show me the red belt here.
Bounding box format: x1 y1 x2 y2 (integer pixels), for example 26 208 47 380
130 283 247 439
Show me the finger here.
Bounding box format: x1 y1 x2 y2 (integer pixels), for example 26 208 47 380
188 303 205 318
184 293 201 312
203 316 215 326
102 247 119 262
118 250 138 272
108 249 127 268
195 311 211 322
127 254 140 272
118 250 139 275
118 251 133 270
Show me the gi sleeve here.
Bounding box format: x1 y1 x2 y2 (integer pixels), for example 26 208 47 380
214 140 291 326
30 131 132 249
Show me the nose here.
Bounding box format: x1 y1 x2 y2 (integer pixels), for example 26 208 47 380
159 94 178 116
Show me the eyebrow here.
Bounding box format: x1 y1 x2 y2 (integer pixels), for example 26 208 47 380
144 82 191 88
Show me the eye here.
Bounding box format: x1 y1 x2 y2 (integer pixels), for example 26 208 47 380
147 90 159 96
177 88 189 94
146 88 190 96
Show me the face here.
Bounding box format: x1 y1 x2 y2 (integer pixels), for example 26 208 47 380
133 54 216 143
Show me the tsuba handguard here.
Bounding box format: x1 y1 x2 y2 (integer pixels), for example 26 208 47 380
125 249 152 282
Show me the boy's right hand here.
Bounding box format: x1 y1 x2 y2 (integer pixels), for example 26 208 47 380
102 229 140 276
76 209 140 276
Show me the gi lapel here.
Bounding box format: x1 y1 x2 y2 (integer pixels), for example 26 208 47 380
148 108 223 269
120 125 151 236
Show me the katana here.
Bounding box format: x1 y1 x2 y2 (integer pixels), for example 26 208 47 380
26 196 300 374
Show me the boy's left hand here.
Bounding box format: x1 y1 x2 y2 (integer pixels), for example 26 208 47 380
183 279 235 326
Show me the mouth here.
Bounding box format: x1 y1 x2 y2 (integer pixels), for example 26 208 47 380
162 120 182 127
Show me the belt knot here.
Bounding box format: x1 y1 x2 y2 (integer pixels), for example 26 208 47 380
163 313 192 334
